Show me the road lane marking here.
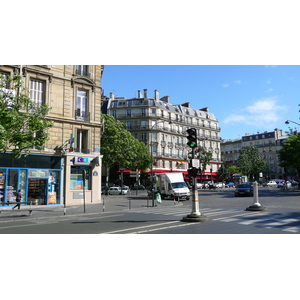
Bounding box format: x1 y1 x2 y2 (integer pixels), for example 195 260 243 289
0 214 124 230
101 221 180 234
132 222 197 234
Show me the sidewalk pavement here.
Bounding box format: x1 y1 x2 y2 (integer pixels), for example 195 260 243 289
0 191 182 220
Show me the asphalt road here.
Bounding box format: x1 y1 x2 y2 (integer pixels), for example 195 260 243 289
1 187 300 234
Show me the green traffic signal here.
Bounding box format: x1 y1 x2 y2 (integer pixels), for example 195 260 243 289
186 128 197 148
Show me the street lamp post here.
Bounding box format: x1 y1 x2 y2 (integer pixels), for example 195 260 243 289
150 120 172 207
285 120 300 126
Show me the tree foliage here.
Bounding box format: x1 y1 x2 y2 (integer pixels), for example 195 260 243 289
237 146 267 181
217 163 231 182
101 114 152 180
278 134 300 182
194 146 213 175
0 74 53 158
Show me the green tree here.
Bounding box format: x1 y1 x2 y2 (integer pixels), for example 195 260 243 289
0 74 53 158
237 146 267 181
278 134 300 183
101 114 152 182
217 163 230 183
228 165 241 175
194 146 213 180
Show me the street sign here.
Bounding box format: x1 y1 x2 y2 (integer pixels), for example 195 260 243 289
191 159 200 168
130 171 140 178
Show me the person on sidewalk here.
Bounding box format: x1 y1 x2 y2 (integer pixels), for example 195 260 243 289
12 190 22 210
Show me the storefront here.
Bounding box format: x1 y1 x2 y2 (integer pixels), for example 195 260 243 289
63 153 102 205
0 154 62 206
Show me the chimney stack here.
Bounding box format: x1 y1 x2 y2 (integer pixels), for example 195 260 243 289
143 89 148 98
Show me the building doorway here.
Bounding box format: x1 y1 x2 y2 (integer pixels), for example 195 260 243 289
28 179 48 205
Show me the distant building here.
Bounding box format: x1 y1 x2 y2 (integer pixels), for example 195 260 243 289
102 89 222 184
221 129 288 180
0 65 104 206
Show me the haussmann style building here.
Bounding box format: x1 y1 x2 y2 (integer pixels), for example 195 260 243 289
0 65 104 206
102 89 222 185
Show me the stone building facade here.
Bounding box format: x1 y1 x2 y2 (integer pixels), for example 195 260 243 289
102 89 222 184
0 65 104 206
221 129 287 180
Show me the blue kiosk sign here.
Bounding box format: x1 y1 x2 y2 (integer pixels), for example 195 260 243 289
74 157 91 166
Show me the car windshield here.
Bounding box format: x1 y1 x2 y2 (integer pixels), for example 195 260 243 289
172 182 187 188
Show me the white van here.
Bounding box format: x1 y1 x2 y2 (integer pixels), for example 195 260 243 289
154 172 190 200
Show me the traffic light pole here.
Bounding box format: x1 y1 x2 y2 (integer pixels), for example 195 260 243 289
182 138 208 223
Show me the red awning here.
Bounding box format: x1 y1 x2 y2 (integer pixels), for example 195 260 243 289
148 170 188 175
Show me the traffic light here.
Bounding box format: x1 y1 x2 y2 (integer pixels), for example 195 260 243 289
186 128 197 148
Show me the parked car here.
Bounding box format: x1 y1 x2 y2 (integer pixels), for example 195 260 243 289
226 182 235 188
108 186 128 195
196 183 204 189
291 180 298 186
266 180 277 187
215 182 225 188
234 182 253 197
277 181 292 188
130 185 146 190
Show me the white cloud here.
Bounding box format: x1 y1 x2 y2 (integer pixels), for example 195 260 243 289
223 97 287 127
222 83 229 88
233 80 242 84
265 88 273 93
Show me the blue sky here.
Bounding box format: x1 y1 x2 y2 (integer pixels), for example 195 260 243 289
102 65 300 140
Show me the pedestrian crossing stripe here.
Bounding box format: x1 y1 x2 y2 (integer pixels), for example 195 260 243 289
126 206 300 233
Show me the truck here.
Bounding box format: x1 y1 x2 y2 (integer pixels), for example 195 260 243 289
154 172 190 200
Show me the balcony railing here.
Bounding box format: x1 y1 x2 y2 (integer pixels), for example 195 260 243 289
75 109 90 122
111 112 221 131
74 148 90 154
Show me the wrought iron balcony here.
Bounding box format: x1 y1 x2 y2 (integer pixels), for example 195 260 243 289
75 109 90 122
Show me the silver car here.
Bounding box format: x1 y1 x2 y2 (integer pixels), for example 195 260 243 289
108 187 128 195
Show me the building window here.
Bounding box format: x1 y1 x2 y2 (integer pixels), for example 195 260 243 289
141 133 147 141
141 109 146 116
77 65 89 77
76 90 90 121
70 167 91 190
152 132 157 141
76 129 89 153
140 121 146 129
30 79 45 107
127 109 131 117
125 121 132 129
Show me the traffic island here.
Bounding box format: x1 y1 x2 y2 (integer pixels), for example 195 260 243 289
245 204 266 211
245 182 266 212
182 213 209 223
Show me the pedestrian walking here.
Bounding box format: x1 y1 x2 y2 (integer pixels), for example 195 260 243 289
12 190 22 210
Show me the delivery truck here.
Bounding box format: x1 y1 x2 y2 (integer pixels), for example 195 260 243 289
154 172 190 200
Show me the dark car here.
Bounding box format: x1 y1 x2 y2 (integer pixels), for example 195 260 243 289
130 185 146 190
234 183 253 197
